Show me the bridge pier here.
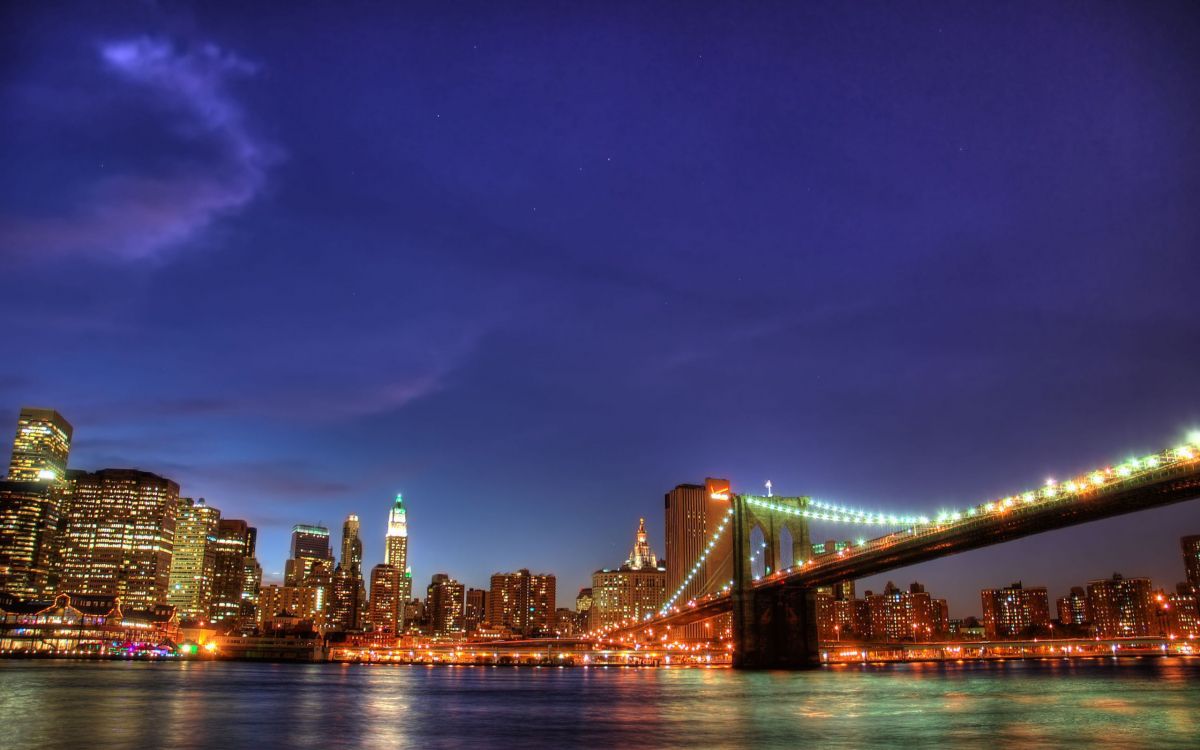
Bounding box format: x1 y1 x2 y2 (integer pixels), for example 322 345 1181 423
731 494 821 669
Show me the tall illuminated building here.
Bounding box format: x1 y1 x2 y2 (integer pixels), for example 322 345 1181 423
980 581 1050 638
210 519 254 626
427 573 465 637
368 563 399 633
284 524 332 586
864 581 948 642
7 408 73 482
0 408 73 599
166 497 220 621
665 478 731 639
464 587 488 633
339 513 366 628
1056 587 1088 626
59 469 179 609
591 518 667 632
385 494 410 602
242 527 262 614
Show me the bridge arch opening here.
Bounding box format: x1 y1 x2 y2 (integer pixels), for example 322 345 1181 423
750 524 767 579
778 526 794 570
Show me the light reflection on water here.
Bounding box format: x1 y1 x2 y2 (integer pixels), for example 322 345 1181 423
1 658 1198 749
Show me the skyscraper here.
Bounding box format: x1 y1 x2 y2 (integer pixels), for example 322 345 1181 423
339 513 366 629
0 408 72 599
7 408 72 482
665 478 732 639
166 497 220 621
59 469 179 609
980 581 1051 638
284 524 332 586
385 494 410 604
210 519 254 626
427 573 465 637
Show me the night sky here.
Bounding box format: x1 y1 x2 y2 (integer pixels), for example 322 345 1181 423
3 2 1199 616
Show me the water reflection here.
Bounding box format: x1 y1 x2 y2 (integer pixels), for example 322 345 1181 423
0 658 1197 749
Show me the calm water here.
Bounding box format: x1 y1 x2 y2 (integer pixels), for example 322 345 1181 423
1 658 1198 749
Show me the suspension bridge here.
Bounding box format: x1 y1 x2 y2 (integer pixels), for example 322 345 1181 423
603 433 1200 668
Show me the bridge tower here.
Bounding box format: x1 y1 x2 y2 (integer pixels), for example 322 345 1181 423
730 493 821 668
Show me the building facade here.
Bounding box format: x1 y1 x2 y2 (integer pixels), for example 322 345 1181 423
210 519 254 626
1182 535 1200 594
980 581 1051 638
368 563 399 633
7 408 72 482
427 573 465 637
488 569 556 636
166 497 220 621
1056 586 1088 626
59 469 179 609
665 479 731 640
1087 573 1154 638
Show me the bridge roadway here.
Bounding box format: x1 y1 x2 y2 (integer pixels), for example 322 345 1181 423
620 452 1200 637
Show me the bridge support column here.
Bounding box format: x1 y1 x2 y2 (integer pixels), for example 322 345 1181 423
732 494 821 669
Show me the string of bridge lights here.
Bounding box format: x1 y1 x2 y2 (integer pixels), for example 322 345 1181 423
653 432 1200 620
658 508 734 615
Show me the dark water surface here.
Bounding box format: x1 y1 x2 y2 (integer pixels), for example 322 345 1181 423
2 658 1198 748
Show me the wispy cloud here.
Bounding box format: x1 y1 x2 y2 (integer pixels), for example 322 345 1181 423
2 37 276 262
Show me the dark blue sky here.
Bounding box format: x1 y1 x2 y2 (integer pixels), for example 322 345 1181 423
2 2 1198 615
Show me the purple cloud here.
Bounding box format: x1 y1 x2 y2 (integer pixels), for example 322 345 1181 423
1 37 276 262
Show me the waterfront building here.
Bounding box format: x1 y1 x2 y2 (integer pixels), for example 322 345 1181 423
59 469 178 609
1056 586 1089 626
816 586 862 641
488 569 556 636
665 479 732 640
7 407 72 482
284 524 333 586
1086 573 1154 637
1183 535 1200 594
166 497 220 621
464 587 488 633
0 591 179 654
368 563 399 633
210 519 254 626
402 597 426 634
864 582 947 642
590 518 667 632
980 581 1051 639
241 527 262 617
427 573 465 637
553 607 577 637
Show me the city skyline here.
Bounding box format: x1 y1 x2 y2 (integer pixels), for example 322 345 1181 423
5 403 1197 619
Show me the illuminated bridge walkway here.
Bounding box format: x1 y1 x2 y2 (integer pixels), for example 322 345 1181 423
610 434 1200 669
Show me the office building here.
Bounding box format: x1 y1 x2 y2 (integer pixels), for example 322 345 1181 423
210 519 253 626
7 408 72 482
385 494 410 604
665 479 732 639
980 581 1051 638
338 514 366 629
284 524 332 586
0 480 66 599
59 469 179 609
1087 573 1154 637
166 497 220 621
590 518 667 631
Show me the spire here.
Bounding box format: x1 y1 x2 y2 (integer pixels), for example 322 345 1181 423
628 517 658 570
